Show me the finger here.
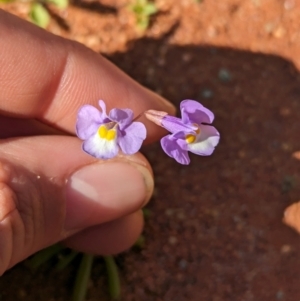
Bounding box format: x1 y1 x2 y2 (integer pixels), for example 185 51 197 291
0 116 64 138
0 135 153 274
0 11 175 142
63 210 144 255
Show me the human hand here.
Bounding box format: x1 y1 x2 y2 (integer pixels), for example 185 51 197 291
0 10 174 275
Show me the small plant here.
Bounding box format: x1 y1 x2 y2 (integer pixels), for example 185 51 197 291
29 3 51 28
30 0 68 28
0 0 15 3
0 0 68 28
129 0 158 30
25 209 152 300
28 246 121 301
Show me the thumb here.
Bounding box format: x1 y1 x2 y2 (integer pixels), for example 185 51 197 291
0 135 153 274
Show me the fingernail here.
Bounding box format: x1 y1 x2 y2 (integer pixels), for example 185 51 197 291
64 161 153 232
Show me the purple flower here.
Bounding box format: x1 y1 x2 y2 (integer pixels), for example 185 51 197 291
145 99 220 165
76 100 147 159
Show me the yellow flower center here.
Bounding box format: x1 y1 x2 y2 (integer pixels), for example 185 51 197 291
185 134 196 144
185 125 201 144
98 125 117 141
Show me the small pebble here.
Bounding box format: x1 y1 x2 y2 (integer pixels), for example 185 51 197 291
272 27 286 39
284 202 300 233
182 53 192 62
168 236 178 245
279 107 291 117
147 67 155 77
178 259 188 269
218 68 232 82
18 289 27 298
85 35 99 48
165 209 174 216
284 0 295 10
281 244 292 254
18 4 30 14
157 58 165 66
238 150 246 158
207 26 217 38
276 290 285 300
292 151 300 160
252 0 261 6
177 212 186 220
201 89 214 98
264 22 275 34
281 143 292 151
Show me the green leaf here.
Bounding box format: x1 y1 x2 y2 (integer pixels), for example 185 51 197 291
131 4 143 14
29 3 50 28
0 0 15 3
142 208 151 219
48 0 68 9
128 0 157 30
137 17 149 30
129 0 157 16
137 0 147 5
143 3 157 15
134 235 146 248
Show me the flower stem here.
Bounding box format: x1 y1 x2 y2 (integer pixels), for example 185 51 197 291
132 112 143 121
72 254 94 301
28 244 64 269
104 256 120 299
55 250 79 271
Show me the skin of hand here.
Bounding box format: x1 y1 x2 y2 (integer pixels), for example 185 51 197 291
0 10 175 275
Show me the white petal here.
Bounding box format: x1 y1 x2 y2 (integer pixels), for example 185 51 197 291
188 124 220 156
83 132 119 159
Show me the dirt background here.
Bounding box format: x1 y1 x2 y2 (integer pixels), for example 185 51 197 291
1 0 300 300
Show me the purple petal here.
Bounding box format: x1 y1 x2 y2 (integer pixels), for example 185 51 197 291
82 132 119 159
180 99 214 124
161 115 196 134
187 124 220 156
98 100 107 116
172 131 190 146
109 108 134 130
118 122 146 155
161 134 190 165
76 105 103 139
98 100 111 122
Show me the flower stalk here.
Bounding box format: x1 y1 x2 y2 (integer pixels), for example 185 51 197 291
72 254 94 301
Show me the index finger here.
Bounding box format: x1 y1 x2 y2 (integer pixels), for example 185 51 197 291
0 10 175 141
